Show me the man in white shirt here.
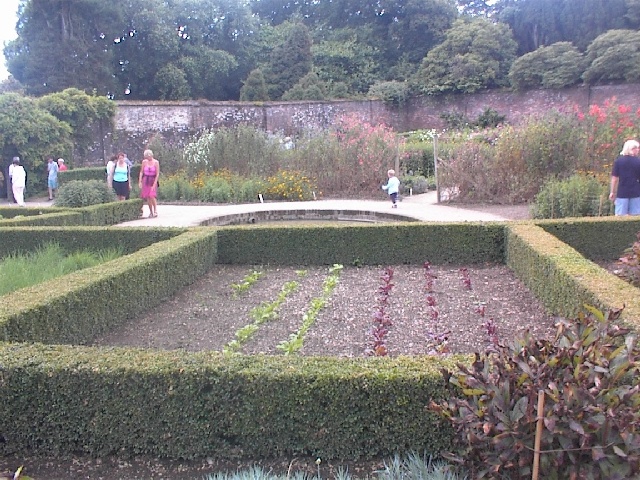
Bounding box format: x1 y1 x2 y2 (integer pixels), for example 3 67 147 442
7 157 18 203
11 157 26 206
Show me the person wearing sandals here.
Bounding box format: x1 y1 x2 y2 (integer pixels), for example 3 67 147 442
139 149 160 217
111 152 131 201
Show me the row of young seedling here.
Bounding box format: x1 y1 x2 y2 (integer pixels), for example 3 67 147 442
225 264 343 355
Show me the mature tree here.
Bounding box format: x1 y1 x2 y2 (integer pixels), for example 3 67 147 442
381 0 458 65
582 29 640 84
36 88 116 161
495 0 630 55
509 42 585 90
414 18 518 94
0 93 72 190
281 71 326 100
240 68 270 101
111 0 181 99
263 22 313 100
154 64 191 100
170 0 258 100
5 0 122 96
312 28 381 95
254 0 457 84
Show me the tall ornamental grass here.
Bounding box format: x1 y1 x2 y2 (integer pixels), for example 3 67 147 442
0 243 122 296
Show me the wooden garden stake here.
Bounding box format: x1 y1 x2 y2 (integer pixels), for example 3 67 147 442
532 389 545 480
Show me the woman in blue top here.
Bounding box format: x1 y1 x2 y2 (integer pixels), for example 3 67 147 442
111 152 131 201
609 140 640 216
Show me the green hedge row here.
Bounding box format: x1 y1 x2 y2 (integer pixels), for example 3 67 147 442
0 346 459 459
506 223 640 324
0 228 214 344
59 165 142 185
0 218 639 461
0 226 182 259
535 216 640 260
217 222 505 265
0 199 143 227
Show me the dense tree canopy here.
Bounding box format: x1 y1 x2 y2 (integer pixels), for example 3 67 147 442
3 0 640 101
414 18 517 94
509 42 585 90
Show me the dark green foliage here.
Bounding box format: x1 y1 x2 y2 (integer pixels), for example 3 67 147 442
474 108 506 129
400 175 432 194
281 71 326 101
240 68 270 101
215 223 505 265
431 306 640 479
368 81 410 107
402 142 435 178
439 108 505 130
496 0 630 55
0 93 73 189
582 29 640 84
36 88 117 160
415 18 517 94
615 231 640 287
264 22 313 100
509 42 585 90
56 180 116 207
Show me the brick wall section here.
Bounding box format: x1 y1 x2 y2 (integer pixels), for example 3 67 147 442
100 84 640 164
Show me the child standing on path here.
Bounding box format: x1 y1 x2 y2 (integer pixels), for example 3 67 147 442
382 169 400 208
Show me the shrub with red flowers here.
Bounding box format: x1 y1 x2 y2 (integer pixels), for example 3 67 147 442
573 97 640 177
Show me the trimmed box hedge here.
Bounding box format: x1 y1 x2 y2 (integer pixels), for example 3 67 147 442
1 217 640 461
0 199 143 227
216 222 505 265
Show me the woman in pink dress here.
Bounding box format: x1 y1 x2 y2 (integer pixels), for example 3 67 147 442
138 149 160 217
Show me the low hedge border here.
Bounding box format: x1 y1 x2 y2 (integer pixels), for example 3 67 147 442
0 228 215 344
0 226 182 259
535 216 640 260
0 346 459 460
506 222 640 324
0 199 143 227
216 222 506 265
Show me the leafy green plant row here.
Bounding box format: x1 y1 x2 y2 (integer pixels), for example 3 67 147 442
224 278 303 354
278 264 343 355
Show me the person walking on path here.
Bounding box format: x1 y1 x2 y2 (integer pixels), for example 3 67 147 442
139 149 160 217
609 139 640 216
106 155 116 190
382 169 400 208
47 157 59 200
57 158 68 171
111 152 131 201
11 157 26 206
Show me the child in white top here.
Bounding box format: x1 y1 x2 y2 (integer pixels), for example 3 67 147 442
382 169 400 208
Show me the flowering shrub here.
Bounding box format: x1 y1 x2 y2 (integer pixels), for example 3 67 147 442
332 114 405 195
573 97 640 175
264 170 317 201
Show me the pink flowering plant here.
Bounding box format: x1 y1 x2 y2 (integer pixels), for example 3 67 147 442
332 114 405 196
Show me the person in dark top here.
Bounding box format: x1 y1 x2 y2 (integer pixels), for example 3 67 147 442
609 139 640 216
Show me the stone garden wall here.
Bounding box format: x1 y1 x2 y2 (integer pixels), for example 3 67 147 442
94 83 640 165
